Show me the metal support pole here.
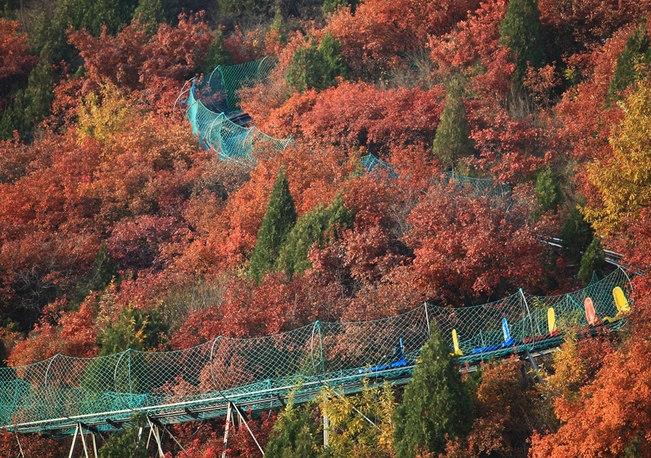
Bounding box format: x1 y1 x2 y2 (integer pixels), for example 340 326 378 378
14 431 25 458
68 424 80 458
221 402 233 458
525 349 544 385
424 303 431 337
232 402 265 456
91 432 98 458
323 412 329 448
147 417 165 458
79 424 90 458
520 288 537 348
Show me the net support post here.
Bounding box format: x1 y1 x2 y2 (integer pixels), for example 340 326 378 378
147 417 165 458
519 289 536 350
221 402 233 458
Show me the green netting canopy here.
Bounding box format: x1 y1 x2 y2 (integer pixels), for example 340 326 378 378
0 269 632 435
184 57 291 162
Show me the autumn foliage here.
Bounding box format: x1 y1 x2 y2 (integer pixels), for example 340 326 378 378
0 0 650 455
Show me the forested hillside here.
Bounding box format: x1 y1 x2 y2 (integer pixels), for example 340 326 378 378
0 0 650 455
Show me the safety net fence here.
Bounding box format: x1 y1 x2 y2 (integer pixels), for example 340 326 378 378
183 57 291 162
0 268 632 434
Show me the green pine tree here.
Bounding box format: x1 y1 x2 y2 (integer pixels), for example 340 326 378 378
0 48 56 140
499 0 546 85
98 306 167 356
98 413 149 458
276 195 353 278
323 0 357 14
250 168 297 283
561 208 594 264
432 79 474 170
133 0 171 34
72 242 119 308
57 0 139 37
578 236 605 285
217 0 257 15
607 17 651 102
270 7 286 43
286 32 348 93
393 323 472 458
535 165 562 215
201 29 233 75
265 400 321 458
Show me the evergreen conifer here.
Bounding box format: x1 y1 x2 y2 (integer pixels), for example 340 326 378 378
286 32 348 93
250 168 297 282
432 79 474 170
276 195 353 278
201 29 233 75
98 306 167 356
607 17 651 102
561 208 594 264
133 0 171 34
324 0 357 15
499 0 546 85
393 323 472 458
0 50 56 140
265 400 320 458
578 236 605 284
535 165 562 215
71 242 119 309
98 413 149 458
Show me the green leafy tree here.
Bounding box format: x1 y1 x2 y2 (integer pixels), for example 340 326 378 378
584 79 651 234
578 236 605 284
393 323 472 458
276 195 353 278
608 17 651 102
535 165 562 215
432 79 474 170
98 413 149 458
287 32 349 93
250 168 297 282
499 0 546 85
265 398 321 458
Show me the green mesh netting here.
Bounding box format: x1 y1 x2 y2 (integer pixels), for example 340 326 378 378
0 269 632 435
361 154 397 177
441 171 512 198
185 57 291 161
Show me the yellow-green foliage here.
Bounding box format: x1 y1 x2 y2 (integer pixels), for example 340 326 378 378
319 381 395 458
539 335 586 404
78 83 134 145
583 78 651 235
